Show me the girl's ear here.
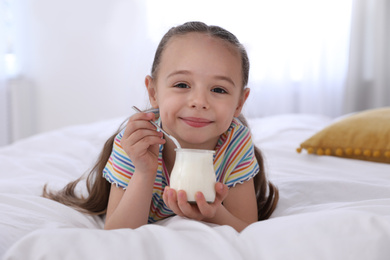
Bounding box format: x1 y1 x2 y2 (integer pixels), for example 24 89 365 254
145 75 159 108
234 88 250 117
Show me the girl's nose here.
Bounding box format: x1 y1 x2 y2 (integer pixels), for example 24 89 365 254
189 89 209 110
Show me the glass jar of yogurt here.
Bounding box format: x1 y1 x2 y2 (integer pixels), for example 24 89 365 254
169 148 216 203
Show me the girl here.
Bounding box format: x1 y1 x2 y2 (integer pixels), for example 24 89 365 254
44 21 279 232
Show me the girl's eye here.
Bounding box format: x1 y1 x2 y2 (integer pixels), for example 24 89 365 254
211 87 228 94
174 83 189 89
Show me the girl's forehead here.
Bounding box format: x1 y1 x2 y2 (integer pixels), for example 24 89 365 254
157 32 242 79
165 32 238 55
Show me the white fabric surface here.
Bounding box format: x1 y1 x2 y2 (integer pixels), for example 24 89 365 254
1 114 390 260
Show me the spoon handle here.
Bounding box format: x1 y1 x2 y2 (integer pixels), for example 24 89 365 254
131 106 181 149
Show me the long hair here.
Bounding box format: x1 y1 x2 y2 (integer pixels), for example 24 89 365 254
237 114 279 220
43 121 126 215
43 21 279 220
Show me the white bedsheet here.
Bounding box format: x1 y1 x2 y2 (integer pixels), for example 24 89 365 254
1 114 389 260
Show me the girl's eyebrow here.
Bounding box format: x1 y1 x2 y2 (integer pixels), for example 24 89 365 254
167 70 191 78
167 70 236 87
214 75 236 87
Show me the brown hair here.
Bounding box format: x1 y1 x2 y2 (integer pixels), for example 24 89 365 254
151 21 250 87
43 21 279 221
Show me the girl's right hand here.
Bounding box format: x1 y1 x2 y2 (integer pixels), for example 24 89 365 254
121 111 166 176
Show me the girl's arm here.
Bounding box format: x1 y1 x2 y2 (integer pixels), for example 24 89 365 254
104 112 165 230
163 178 258 232
104 171 156 229
205 179 258 230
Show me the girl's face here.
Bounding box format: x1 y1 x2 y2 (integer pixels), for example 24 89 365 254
146 32 249 150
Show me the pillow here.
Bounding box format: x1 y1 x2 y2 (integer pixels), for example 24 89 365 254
297 107 390 164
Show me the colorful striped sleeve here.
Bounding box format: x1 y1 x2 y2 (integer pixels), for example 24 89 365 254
102 129 135 189
214 119 259 187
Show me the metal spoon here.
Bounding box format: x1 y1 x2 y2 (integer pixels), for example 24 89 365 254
132 106 181 149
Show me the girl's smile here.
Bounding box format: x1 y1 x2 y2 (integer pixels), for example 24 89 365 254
179 117 214 128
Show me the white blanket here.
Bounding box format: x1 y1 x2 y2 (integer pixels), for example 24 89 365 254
1 114 390 260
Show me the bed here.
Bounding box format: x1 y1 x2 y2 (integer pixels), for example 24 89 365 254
1 111 390 260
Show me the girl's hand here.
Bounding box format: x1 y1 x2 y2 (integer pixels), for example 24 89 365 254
121 111 165 175
163 182 229 220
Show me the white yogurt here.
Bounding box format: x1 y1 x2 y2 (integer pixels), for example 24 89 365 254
169 148 216 202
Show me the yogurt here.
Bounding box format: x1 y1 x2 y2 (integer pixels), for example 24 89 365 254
170 148 216 203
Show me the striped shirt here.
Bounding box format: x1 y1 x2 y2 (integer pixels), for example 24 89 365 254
103 117 259 223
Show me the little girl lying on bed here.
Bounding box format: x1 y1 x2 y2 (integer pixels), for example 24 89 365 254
43 21 279 232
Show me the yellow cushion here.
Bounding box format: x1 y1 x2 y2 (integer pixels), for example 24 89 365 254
297 107 390 164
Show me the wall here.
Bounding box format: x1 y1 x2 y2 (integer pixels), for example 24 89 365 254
18 0 155 137
0 82 8 146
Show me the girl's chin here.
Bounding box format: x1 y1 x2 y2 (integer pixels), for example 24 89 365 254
177 137 218 150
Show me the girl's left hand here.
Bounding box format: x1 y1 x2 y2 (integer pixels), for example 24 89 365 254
163 182 229 221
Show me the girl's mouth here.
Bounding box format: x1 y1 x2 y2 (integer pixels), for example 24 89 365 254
180 117 213 128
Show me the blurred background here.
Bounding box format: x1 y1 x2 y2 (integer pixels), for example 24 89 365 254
0 0 389 146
